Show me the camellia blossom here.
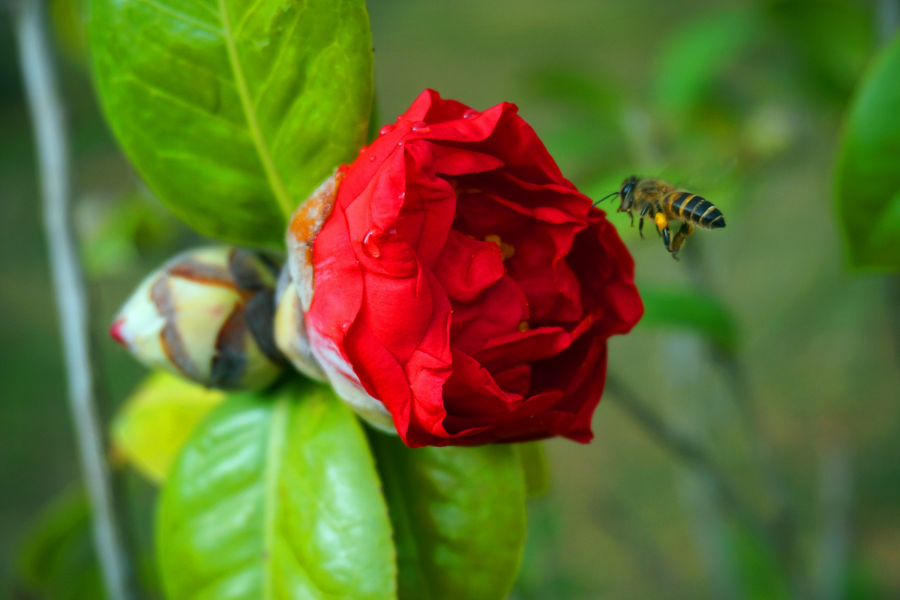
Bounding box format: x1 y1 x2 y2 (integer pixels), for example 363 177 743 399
277 89 643 447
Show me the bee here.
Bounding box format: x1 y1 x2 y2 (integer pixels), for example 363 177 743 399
596 175 725 261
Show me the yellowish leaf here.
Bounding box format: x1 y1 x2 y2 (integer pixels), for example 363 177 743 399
111 372 224 483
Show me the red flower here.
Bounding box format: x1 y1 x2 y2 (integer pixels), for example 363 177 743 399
281 90 642 447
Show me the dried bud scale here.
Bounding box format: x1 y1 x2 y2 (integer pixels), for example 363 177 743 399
111 246 286 390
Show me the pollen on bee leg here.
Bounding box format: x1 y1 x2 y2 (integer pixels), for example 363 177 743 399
654 212 669 230
485 234 516 260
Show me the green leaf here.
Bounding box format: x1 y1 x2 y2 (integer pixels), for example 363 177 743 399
764 0 873 100
111 371 225 484
653 7 758 117
638 287 738 355
515 442 550 498
368 431 527 600
89 0 373 246
156 382 395 600
16 488 105 600
835 32 900 270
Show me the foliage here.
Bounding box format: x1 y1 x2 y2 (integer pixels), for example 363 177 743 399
368 431 527 600
515 441 551 498
156 382 396 600
653 7 760 119
835 32 900 270
88 0 374 246
763 0 874 101
10 0 899 598
15 488 105 600
638 286 738 355
111 371 224 483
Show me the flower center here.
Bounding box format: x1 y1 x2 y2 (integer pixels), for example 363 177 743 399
484 234 516 260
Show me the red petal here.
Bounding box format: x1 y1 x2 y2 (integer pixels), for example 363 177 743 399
433 230 506 303
449 274 528 356
306 202 364 357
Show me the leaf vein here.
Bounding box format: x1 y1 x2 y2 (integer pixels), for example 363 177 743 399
269 39 340 151
261 397 289 600
113 74 247 132
250 0 310 108
133 0 223 35
233 0 268 36
219 0 295 219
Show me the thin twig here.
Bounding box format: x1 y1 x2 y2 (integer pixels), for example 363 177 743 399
685 239 805 596
604 374 763 537
12 1 134 599
878 0 900 45
813 441 853 600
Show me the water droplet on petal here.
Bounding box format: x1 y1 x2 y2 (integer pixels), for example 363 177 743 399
362 229 382 258
379 124 394 136
359 146 367 154
369 156 376 162
411 121 431 133
341 321 353 333
398 192 406 201
463 109 479 119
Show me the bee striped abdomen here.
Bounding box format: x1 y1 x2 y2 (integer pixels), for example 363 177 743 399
668 192 725 229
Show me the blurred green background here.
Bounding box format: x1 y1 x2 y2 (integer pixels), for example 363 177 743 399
2 0 900 598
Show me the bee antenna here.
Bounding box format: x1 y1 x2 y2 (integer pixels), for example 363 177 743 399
593 191 619 206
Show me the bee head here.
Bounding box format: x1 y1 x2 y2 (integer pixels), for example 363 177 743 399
619 175 638 210
593 175 638 209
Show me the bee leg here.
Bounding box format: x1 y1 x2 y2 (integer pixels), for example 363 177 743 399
670 222 694 261
639 204 652 240
629 210 634 227
662 227 673 258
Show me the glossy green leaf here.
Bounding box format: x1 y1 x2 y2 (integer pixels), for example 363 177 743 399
638 287 738 355
368 431 527 600
835 32 900 270
653 8 758 117
515 442 550 498
111 371 225 484
157 382 395 600
89 0 373 245
16 488 105 600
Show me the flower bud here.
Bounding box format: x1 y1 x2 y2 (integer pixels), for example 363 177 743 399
275 169 397 434
110 247 286 390
273 267 326 383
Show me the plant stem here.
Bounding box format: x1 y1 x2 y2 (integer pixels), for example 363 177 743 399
878 0 900 44
12 1 134 599
813 441 853 600
685 239 805 596
604 374 762 538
